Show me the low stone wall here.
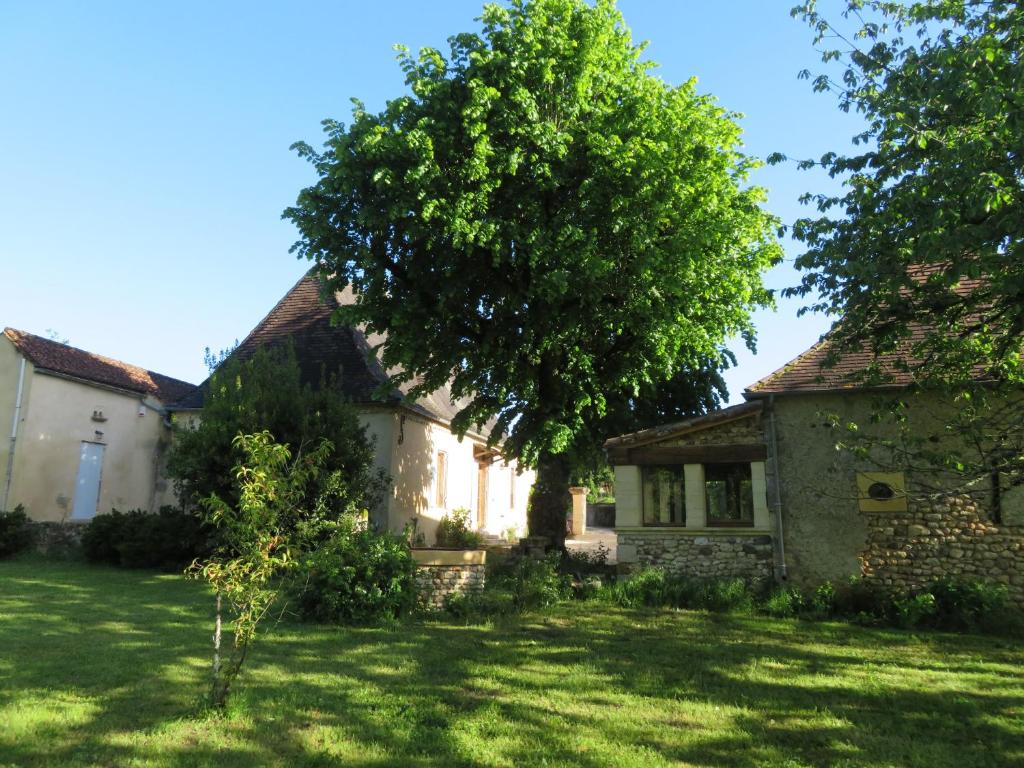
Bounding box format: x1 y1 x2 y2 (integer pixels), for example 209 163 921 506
617 531 773 581
861 496 1024 608
29 521 88 556
412 549 487 611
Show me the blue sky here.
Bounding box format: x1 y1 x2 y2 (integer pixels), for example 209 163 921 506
0 1 863 403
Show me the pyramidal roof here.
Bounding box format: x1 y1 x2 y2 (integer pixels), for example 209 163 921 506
175 273 473 429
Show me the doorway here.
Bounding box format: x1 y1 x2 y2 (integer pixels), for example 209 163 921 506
72 441 105 520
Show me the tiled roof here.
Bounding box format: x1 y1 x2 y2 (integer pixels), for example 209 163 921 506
176 273 475 429
742 337 904 396
3 328 196 403
746 275 990 396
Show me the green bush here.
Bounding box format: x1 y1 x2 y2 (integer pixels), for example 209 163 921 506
925 577 1010 632
604 570 759 613
763 585 806 618
80 507 211 570
445 552 572 619
288 524 416 624
434 508 483 549
0 505 34 558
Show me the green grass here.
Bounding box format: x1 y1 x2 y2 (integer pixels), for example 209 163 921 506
1 558 1021 767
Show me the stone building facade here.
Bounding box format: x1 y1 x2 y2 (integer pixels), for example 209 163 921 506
606 336 1024 598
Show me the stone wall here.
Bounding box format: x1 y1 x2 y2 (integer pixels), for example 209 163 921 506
414 563 486 610
617 531 773 581
412 549 487 611
658 412 764 447
30 521 87 556
861 496 1024 608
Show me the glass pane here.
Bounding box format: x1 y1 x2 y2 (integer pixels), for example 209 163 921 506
705 463 753 525
642 466 685 525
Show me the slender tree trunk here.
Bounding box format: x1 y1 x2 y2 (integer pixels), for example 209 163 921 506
528 452 570 550
210 592 225 709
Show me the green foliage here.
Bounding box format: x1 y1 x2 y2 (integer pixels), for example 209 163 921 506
288 522 416 624
604 570 1017 634
602 569 758 613
166 342 385 520
80 507 211 570
192 431 341 709
434 508 483 549
446 552 572 618
0 505 34 558
783 0 1024 385
285 0 781 542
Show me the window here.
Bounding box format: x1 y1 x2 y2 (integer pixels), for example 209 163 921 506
509 465 516 510
435 451 448 508
705 463 753 526
642 466 685 526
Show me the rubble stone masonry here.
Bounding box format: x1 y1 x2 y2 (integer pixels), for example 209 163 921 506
860 496 1024 608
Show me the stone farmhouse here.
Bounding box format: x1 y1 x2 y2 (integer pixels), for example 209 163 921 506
3 275 534 544
172 273 534 544
0 328 192 521
607 335 1024 606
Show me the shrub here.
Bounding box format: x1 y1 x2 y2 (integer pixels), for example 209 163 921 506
288 524 416 624
81 507 211 570
604 570 759 613
832 576 894 624
0 505 34 558
763 585 806 618
923 577 1011 632
894 591 938 628
446 552 572 619
435 508 483 549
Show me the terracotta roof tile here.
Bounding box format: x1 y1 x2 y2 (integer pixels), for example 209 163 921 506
745 277 990 396
3 328 196 403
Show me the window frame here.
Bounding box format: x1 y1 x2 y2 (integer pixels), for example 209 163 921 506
641 464 686 527
704 462 755 528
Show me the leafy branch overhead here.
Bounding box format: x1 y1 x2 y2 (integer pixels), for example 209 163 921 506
778 0 1023 386
285 0 782 473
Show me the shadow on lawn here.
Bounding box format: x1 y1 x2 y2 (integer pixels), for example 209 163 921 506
1 561 1022 767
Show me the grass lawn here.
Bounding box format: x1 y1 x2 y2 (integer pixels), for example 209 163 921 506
0 558 1021 767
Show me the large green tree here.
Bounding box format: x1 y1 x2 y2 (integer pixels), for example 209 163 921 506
285 0 781 545
780 0 1023 384
778 1 1024 512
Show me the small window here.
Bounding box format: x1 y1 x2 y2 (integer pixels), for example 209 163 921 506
435 451 448 508
867 481 895 501
642 466 685 526
705 463 754 527
509 465 516 510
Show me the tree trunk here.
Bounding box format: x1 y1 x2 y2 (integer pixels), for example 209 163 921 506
528 452 570 550
210 592 226 709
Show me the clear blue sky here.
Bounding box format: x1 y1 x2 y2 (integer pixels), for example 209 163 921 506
0 1 863 404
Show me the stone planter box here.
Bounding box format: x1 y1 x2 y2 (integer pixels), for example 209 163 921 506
412 548 487 611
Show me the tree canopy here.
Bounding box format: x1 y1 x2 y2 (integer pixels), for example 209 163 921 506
285 0 781 542
779 0 1023 385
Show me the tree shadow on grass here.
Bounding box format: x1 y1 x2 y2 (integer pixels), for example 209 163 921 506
1 560 1022 767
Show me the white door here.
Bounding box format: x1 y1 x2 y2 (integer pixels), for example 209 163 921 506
71 442 105 520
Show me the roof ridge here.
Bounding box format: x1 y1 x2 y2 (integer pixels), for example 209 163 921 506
3 327 196 402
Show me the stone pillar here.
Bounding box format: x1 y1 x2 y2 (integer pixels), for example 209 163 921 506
614 465 642 527
569 487 588 536
684 464 706 528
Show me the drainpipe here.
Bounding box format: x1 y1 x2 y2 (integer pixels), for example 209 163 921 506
766 394 788 580
2 357 27 511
